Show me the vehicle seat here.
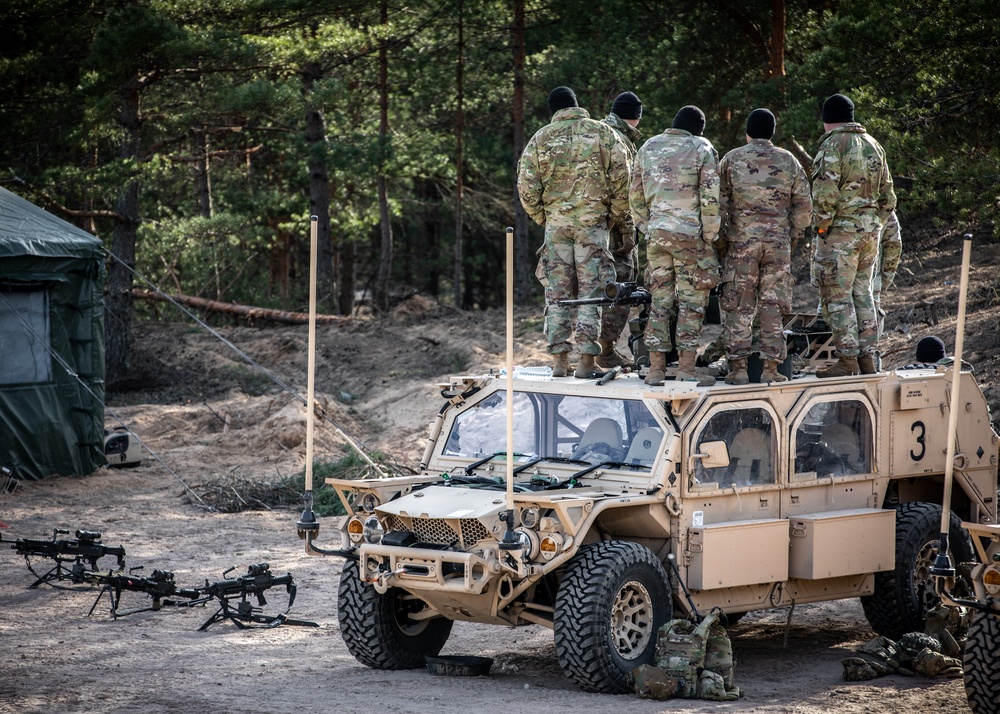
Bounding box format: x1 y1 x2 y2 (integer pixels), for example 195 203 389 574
818 423 862 475
571 418 624 463
623 427 664 467
725 428 772 487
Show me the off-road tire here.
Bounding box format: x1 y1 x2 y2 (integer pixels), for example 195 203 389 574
963 609 1000 714
337 559 453 669
861 502 974 640
553 540 672 693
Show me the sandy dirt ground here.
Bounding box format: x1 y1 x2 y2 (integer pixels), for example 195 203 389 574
0 469 972 714
2 225 997 714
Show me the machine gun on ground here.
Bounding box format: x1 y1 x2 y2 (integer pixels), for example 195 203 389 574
85 566 203 619
193 562 318 631
5 529 126 588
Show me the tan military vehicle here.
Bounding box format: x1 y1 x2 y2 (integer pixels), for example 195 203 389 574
307 362 997 694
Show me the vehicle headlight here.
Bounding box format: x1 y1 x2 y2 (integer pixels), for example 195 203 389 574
984 564 1000 595
360 492 380 513
347 517 365 544
363 515 385 544
514 528 540 561
539 533 564 561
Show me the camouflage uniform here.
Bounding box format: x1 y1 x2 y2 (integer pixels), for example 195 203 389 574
870 210 902 338
517 107 630 355
810 123 896 358
719 139 812 360
630 128 721 353
600 112 641 343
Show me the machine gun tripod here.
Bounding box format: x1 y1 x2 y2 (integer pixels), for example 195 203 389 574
194 563 319 631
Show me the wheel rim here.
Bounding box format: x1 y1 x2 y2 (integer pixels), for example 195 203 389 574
609 579 654 659
392 591 431 637
912 537 941 608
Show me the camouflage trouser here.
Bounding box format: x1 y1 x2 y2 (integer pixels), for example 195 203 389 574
599 246 638 342
536 224 614 355
815 227 879 358
720 234 791 361
645 229 719 353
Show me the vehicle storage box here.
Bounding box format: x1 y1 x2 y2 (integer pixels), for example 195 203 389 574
687 518 789 590
788 508 895 579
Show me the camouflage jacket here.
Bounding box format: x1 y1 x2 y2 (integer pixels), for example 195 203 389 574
602 112 642 252
516 107 631 230
810 123 897 234
719 139 812 243
878 210 902 273
630 128 721 240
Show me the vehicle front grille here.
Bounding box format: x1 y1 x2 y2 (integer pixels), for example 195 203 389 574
384 514 493 549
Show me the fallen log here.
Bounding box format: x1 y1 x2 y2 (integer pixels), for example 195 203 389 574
131 289 350 325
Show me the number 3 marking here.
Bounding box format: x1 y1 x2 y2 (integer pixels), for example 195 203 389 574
910 421 926 461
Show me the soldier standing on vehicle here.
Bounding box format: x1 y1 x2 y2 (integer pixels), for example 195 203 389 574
597 91 643 369
810 93 897 378
718 109 812 385
871 209 902 362
630 105 721 386
517 86 632 378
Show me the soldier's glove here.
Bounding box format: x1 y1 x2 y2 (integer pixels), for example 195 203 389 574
881 271 895 289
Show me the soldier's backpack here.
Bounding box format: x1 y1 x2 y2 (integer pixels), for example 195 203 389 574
649 610 740 701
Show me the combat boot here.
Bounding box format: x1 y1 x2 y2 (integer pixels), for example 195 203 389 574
574 354 598 379
858 353 878 375
551 352 570 378
676 351 716 386
760 359 788 383
597 339 631 369
724 358 749 385
816 355 860 378
645 351 666 386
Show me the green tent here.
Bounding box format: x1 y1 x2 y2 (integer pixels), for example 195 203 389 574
0 186 107 479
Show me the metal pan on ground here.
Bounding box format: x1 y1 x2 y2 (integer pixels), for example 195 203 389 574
425 655 494 677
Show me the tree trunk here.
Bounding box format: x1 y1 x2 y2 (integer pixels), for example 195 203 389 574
453 0 465 309
768 0 786 79
303 61 336 309
105 77 141 385
194 127 212 219
374 0 393 313
131 289 349 325
511 0 532 304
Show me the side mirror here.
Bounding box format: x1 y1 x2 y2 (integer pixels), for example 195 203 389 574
694 440 730 469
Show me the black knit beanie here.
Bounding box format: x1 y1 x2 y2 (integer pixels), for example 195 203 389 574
915 336 946 363
672 105 706 136
746 108 776 139
822 93 854 123
547 86 578 115
611 91 642 120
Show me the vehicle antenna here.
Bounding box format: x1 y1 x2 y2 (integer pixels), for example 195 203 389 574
298 216 321 541
499 227 519 554
931 233 973 578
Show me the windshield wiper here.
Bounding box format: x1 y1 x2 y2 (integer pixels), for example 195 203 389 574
544 461 649 490
512 455 590 476
463 451 531 476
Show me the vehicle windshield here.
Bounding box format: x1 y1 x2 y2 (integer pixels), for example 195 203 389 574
442 390 665 468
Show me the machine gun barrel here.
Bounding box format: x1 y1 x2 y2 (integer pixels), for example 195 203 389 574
555 281 651 308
